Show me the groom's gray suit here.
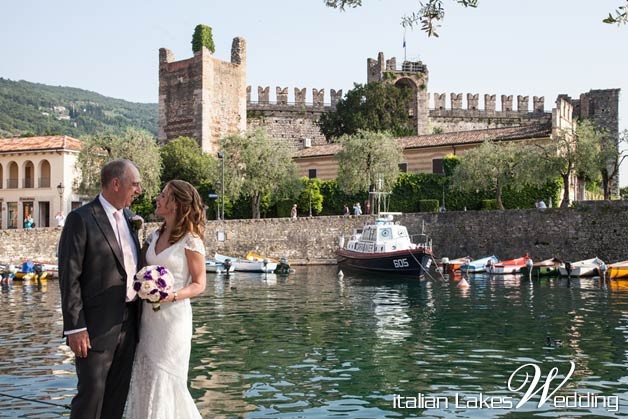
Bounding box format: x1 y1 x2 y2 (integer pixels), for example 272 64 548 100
58 197 141 419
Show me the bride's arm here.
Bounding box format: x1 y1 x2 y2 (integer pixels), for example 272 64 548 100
165 248 206 302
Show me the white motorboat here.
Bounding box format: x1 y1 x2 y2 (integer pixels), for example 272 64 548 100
214 253 277 273
558 257 605 277
336 213 433 276
205 259 235 274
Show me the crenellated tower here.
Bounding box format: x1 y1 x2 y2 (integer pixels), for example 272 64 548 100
158 37 247 154
368 52 430 135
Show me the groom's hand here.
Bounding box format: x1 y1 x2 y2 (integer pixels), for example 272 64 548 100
68 331 92 358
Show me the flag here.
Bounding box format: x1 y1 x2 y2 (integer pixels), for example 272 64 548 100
403 33 406 48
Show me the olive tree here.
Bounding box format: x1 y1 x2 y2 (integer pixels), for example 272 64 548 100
75 127 162 200
219 129 300 219
336 130 403 195
325 0 627 37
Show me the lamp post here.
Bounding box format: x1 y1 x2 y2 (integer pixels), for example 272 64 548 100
56 182 65 214
217 152 225 220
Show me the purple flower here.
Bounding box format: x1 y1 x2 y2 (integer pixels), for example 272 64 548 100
133 282 141 291
149 289 158 294
143 271 153 281
156 277 167 288
159 291 168 300
157 266 168 276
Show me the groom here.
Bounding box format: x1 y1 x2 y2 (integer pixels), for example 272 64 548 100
58 158 143 419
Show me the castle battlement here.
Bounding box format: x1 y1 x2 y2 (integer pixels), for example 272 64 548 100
246 86 343 108
158 37 247 153
431 93 546 113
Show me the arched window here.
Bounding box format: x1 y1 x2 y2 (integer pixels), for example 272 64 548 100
23 161 35 188
39 160 51 188
8 162 18 189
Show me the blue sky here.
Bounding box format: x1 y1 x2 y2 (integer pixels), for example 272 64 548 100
2 0 626 185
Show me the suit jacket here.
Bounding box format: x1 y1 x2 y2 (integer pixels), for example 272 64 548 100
58 197 142 351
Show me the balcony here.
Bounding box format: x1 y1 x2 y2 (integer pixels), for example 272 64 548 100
23 178 35 188
6 178 18 189
39 177 51 188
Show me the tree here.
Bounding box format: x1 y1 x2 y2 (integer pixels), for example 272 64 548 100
75 128 162 199
160 136 216 196
318 83 415 140
530 124 604 208
336 130 403 195
325 0 627 37
219 129 300 219
297 178 324 216
192 24 215 54
576 121 627 200
450 140 539 210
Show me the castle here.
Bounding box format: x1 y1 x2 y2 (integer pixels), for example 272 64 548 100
158 38 620 195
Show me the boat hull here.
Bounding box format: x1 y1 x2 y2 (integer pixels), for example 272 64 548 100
336 248 432 276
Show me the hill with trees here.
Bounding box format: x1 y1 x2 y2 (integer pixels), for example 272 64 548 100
0 78 157 138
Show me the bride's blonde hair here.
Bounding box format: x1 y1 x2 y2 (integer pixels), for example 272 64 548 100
160 180 206 244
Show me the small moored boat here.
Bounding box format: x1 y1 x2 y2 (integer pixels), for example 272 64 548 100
336 213 433 276
439 256 472 274
215 253 277 273
205 259 235 274
489 256 530 275
460 255 499 274
607 260 628 279
558 257 605 277
520 257 562 277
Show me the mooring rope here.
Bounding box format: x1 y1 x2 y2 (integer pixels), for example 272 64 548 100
0 392 71 410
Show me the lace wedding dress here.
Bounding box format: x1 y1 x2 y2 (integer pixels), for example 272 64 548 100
126 230 205 419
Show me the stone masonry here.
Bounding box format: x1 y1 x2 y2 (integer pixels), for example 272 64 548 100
5 203 628 267
158 37 247 154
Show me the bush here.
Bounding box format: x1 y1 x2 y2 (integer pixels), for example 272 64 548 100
419 199 439 212
481 199 499 210
192 24 215 54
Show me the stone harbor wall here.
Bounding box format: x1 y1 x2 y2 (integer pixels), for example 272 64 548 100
1 202 627 266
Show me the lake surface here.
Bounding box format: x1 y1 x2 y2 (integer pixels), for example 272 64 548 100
1 267 627 418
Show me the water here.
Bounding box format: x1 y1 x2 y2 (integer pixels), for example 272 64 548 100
1 268 627 418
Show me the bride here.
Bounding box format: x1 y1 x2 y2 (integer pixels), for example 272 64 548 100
127 180 206 418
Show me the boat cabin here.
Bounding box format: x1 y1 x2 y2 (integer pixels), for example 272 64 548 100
346 217 416 254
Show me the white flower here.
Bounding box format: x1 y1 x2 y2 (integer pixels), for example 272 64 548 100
130 214 144 231
147 291 161 303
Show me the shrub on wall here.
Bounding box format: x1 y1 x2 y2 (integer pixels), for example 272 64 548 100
481 199 499 210
419 199 439 212
192 24 215 54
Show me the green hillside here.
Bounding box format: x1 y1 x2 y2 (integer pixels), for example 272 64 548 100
0 78 158 138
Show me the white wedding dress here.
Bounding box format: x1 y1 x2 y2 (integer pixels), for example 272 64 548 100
126 230 205 419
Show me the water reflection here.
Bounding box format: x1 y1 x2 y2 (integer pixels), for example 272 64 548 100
1 268 627 417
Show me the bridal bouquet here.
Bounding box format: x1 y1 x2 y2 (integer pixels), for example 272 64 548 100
133 265 174 311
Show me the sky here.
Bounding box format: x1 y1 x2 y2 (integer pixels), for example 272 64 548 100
2 0 627 185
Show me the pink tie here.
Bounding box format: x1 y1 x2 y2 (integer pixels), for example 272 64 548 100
114 210 137 302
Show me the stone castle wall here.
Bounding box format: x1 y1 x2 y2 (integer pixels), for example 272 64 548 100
158 38 247 154
428 93 551 133
246 86 343 148
4 203 628 267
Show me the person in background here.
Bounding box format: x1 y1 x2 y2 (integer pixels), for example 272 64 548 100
538 199 547 209
24 214 34 229
291 203 297 219
343 204 350 216
55 211 66 227
353 202 362 216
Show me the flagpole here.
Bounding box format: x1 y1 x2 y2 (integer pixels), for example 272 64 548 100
403 30 407 62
